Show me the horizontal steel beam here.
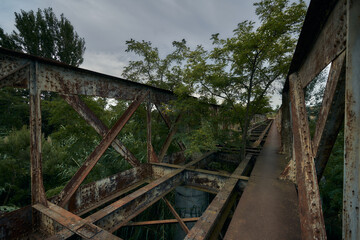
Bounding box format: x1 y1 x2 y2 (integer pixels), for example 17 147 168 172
90 169 184 233
185 154 254 239
49 152 220 238
124 217 199 227
151 162 249 193
297 0 346 88
51 169 184 238
34 202 120 239
0 62 29 88
0 47 177 103
67 164 151 215
0 53 29 89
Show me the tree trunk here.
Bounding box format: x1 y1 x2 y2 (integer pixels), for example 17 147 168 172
241 103 250 161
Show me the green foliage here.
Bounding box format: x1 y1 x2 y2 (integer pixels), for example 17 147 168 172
122 38 225 156
0 28 20 50
123 39 188 90
0 88 29 136
206 0 306 116
0 7 87 134
180 0 307 157
119 0 307 158
0 126 68 206
312 126 343 240
0 205 19 213
0 126 31 206
116 192 177 240
305 67 328 138
8 7 86 66
182 120 217 157
0 7 90 207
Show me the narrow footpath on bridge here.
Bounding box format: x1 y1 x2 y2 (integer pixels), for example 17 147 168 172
225 122 301 239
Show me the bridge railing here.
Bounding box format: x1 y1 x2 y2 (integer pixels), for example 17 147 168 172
279 0 359 239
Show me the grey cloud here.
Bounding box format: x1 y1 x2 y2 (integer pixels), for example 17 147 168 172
1 0 287 107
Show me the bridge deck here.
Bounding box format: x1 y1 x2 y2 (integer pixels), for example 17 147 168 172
224 123 301 240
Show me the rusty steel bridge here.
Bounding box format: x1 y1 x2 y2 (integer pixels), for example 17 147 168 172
0 0 359 239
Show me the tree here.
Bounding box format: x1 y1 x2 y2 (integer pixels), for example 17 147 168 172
123 40 224 156
2 7 86 66
0 8 87 208
190 0 307 158
0 28 20 51
122 39 188 91
0 7 87 132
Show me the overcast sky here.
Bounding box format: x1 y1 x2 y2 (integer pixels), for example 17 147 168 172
0 0 309 107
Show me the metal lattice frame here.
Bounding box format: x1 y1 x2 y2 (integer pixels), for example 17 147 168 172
1 0 359 238
0 46 274 239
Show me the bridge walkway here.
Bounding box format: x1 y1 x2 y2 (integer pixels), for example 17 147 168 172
224 123 301 240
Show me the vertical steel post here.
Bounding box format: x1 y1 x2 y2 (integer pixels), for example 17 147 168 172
344 1 360 239
147 97 152 163
29 62 47 206
280 82 292 157
289 74 326 239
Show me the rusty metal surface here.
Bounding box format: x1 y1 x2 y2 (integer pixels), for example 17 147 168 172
184 169 228 193
0 0 355 238
29 62 47 206
0 54 29 88
0 206 32 239
33 202 120 239
297 0 346 88
224 123 301 240
67 164 150 215
155 103 187 152
343 0 360 239
37 63 171 102
289 0 341 76
313 51 346 180
48 170 183 238
89 169 184 232
57 91 148 208
274 109 282 133
185 149 254 240
279 158 297 183
124 217 199 227
151 163 227 193
150 157 249 194
163 197 190 234
62 94 141 167
185 177 238 240
251 120 272 148
146 100 156 163
280 88 292 157
0 62 29 88
289 75 326 239
158 114 182 162
0 47 177 103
